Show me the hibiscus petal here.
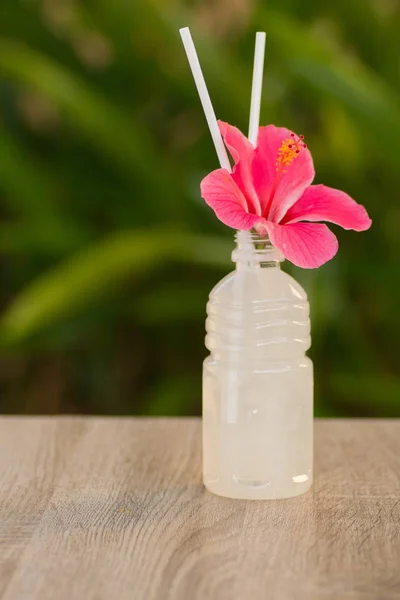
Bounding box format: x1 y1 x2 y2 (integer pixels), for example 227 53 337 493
218 121 261 215
201 168 262 230
252 125 315 221
266 221 339 269
218 121 253 165
282 184 372 231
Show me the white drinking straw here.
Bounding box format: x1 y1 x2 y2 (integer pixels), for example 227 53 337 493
179 27 231 172
248 32 266 147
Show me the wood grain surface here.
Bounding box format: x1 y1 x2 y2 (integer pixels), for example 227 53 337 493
0 418 399 600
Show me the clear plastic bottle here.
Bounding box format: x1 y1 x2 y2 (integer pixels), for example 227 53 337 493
203 230 313 499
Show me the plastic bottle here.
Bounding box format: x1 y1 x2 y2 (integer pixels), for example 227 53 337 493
203 230 313 499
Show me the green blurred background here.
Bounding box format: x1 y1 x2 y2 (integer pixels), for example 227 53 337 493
0 0 399 416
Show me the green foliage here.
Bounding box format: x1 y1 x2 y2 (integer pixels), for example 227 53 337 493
0 0 399 415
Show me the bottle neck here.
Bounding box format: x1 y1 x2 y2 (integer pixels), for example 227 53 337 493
231 230 284 270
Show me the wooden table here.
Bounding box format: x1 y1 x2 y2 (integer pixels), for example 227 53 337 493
0 418 399 600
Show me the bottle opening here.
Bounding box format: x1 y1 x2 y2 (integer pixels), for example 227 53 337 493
232 230 284 266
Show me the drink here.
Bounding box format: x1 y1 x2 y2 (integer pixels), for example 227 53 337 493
203 231 313 499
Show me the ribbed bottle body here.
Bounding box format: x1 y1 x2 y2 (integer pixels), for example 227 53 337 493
203 239 313 499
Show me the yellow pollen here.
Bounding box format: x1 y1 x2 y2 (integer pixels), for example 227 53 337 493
276 137 303 172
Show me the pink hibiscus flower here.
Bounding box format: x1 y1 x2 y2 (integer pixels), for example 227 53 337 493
201 122 372 268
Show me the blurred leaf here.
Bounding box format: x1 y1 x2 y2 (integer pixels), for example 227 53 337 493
0 229 231 345
331 373 400 417
0 223 87 255
135 286 207 325
0 127 58 221
0 128 86 244
143 374 198 416
0 39 183 218
184 235 232 270
262 9 400 169
323 0 400 85
92 0 260 127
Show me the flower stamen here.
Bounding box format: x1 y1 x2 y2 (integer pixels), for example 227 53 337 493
264 133 308 218
276 133 307 174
